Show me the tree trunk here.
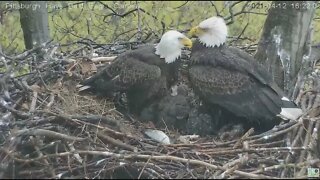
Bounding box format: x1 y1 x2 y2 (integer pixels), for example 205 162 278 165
19 1 50 50
254 1 315 96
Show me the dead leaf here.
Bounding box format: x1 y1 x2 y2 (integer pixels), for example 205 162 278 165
52 78 63 90
10 126 20 135
66 61 78 72
30 84 41 92
66 58 77 64
49 78 64 95
66 71 73 77
309 106 320 118
79 59 97 75
21 103 29 110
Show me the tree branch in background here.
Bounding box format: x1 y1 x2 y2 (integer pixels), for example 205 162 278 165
210 1 220 17
225 1 250 25
136 1 142 42
229 22 249 44
99 2 139 19
174 1 189 9
99 2 166 38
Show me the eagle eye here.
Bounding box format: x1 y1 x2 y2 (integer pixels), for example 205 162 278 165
201 27 209 32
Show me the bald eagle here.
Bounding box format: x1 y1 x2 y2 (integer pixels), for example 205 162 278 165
188 16 303 130
79 30 192 114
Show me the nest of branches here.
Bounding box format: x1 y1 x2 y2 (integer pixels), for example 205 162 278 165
0 41 319 179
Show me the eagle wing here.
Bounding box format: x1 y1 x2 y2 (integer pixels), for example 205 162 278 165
189 65 282 121
221 47 291 99
189 42 302 122
81 56 161 93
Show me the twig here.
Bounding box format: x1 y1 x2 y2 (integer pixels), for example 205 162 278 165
100 2 139 18
233 127 254 149
97 131 138 152
174 1 188 9
91 56 117 63
0 97 30 118
2 149 278 179
70 114 120 127
29 91 38 112
34 110 120 128
13 129 86 141
249 120 302 143
309 120 320 153
210 1 220 16
247 120 298 139
213 153 248 178
250 159 320 174
136 1 142 42
225 1 250 25
201 146 308 155
299 120 314 161
45 93 55 109
69 118 137 140
30 136 57 178
0 41 52 61
67 143 83 164
281 125 305 178
230 23 249 44
138 156 152 179
251 140 285 148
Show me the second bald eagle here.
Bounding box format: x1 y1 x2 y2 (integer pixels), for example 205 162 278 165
188 16 303 129
79 30 192 115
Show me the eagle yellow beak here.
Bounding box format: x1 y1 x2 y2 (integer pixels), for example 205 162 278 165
180 37 193 49
188 26 205 38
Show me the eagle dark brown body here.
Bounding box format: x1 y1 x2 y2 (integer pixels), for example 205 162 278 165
81 45 180 114
188 40 299 129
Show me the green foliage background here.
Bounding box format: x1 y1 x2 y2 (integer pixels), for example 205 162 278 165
1 1 320 54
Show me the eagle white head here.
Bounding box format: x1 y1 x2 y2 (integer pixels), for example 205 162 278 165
155 30 192 63
189 16 228 48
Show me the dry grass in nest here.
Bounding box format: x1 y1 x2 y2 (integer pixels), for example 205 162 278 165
46 78 121 118
58 89 115 116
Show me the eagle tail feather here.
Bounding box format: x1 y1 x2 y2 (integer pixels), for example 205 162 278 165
278 97 303 120
77 85 91 92
278 107 303 120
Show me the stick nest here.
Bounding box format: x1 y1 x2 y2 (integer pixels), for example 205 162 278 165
0 41 319 179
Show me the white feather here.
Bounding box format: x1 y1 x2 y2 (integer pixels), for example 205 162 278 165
144 129 171 144
198 16 228 48
281 96 290 101
278 107 303 120
155 30 186 63
78 85 91 92
171 84 178 96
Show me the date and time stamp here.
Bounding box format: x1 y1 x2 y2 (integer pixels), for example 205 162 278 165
247 2 320 11
4 2 320 11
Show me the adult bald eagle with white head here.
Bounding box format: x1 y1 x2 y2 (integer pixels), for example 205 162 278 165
79 30 192 115
188 16 303 130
